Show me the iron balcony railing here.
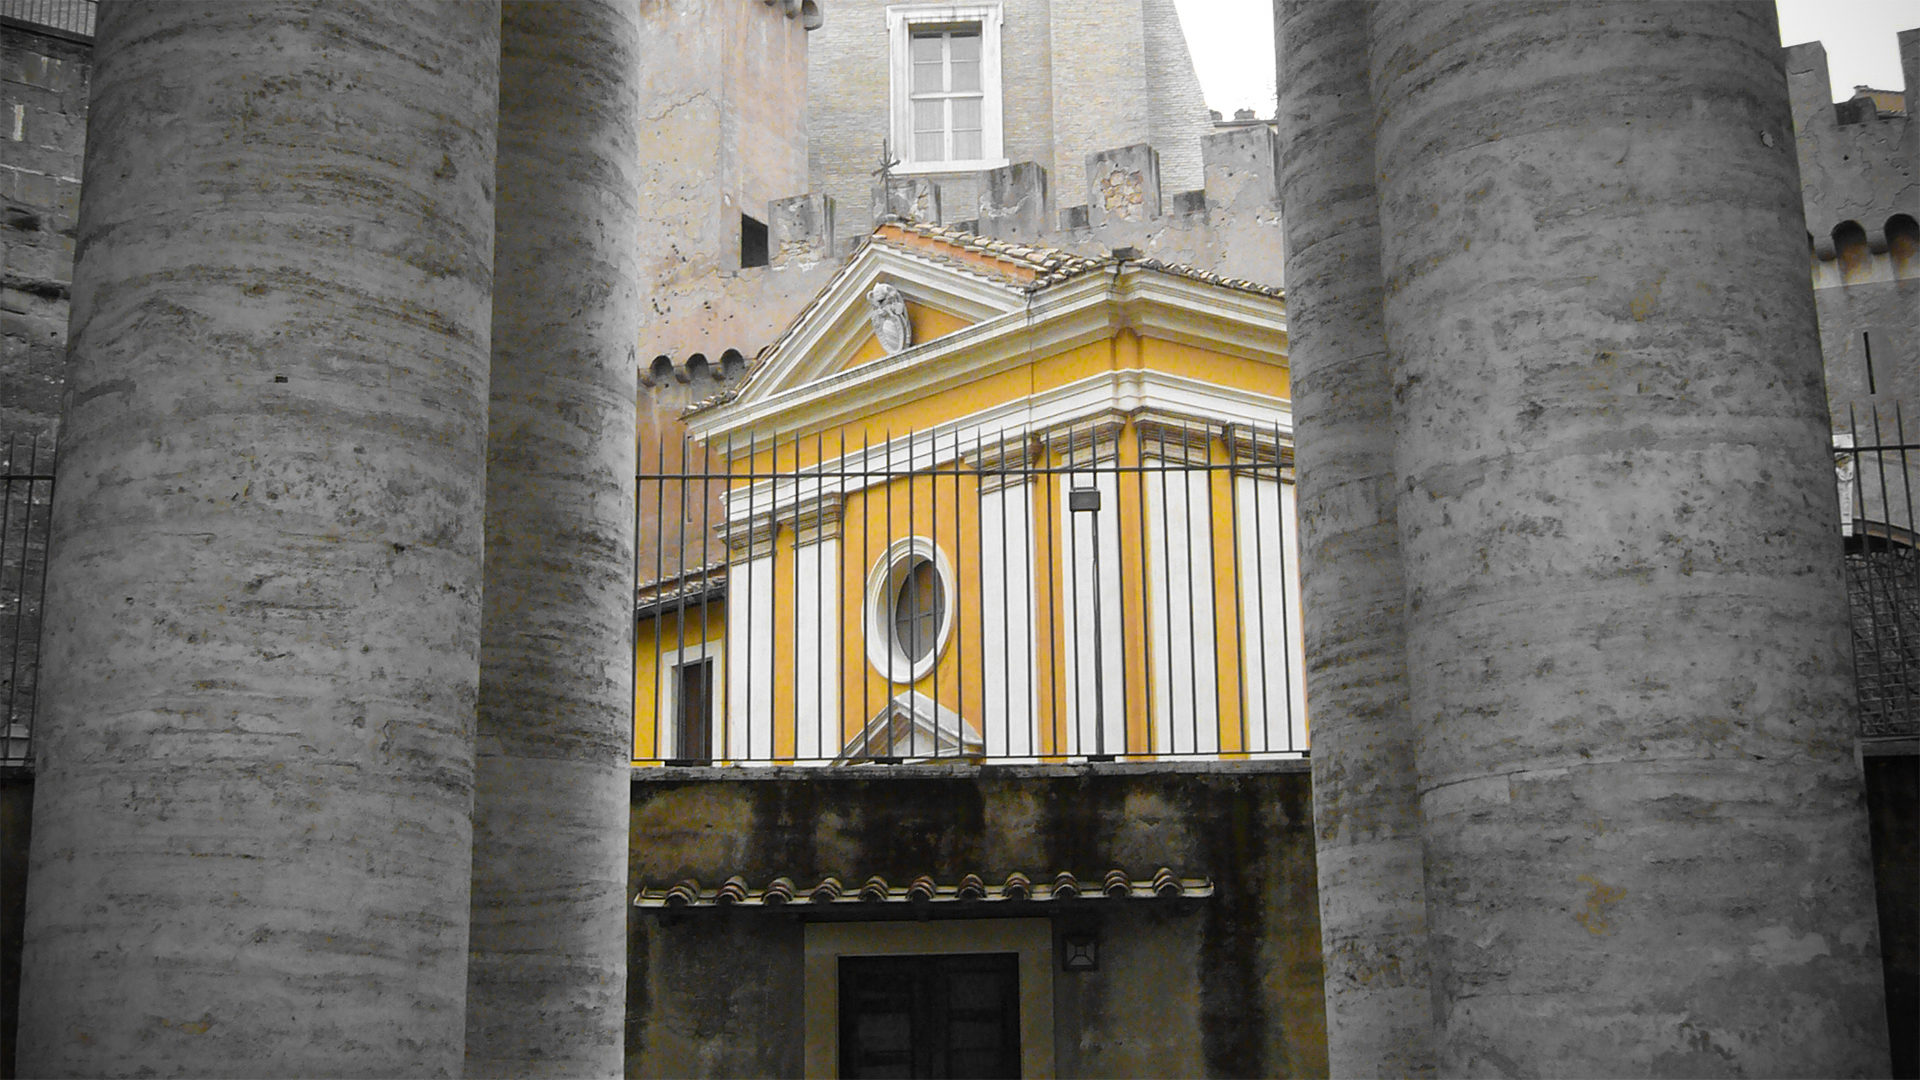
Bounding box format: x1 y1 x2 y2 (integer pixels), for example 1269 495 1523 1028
635 418 1306 766
1839 404 1920 740
1 434 54 769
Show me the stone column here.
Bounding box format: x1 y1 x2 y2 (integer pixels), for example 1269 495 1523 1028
464 3 642 1076
1367 2 1889 1073
1273 4 1433 1077
17 2 499 1076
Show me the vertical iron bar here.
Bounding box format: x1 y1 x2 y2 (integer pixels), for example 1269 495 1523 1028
26 439 51 747
630 427 642 763
1042 426 1061 756
1895 405 1915 720
697 433 715 765
1154 422 1173 753
885 429 897 759
1275 421 1296 750
1067 423 1086 754
861 428 872 759
954 427 966 758
1872 407 1895 732
1 436 19 742
1249 422 1273 750
673 433 692 759
1181 419 1200 755
821 424 829 760
790 430 801 763
745 427 757 762
1227 426 1249 753
1134 422 1154 757
1110 443 1132 756
1006 424 1021 753
1088 446 1108 758
1201 424 1221 753
925 424 933 753
649 431 667 759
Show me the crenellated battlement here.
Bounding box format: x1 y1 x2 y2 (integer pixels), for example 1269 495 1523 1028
1786 29 1918 261
637 128 1286 395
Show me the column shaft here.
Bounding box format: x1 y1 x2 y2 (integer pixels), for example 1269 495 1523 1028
17 2 500 1075
1274 3 1434 1076
1368 2 1889 1073
465 3 643 1075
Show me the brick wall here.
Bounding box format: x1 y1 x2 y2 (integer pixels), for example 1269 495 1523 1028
1140 0 1210 194
1046 0 1149 209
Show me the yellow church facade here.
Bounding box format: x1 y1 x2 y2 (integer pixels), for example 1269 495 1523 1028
634 223 1304 765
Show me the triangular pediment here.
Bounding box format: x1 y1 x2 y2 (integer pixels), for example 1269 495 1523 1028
718 233 1034 409
685 223 1290 441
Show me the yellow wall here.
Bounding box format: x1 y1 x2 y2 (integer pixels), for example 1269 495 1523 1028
635 318 1295 763
633 602 725 762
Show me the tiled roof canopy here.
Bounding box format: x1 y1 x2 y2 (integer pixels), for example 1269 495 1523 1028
635 868 1213 909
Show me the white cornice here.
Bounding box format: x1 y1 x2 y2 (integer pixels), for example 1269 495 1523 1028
690 265 1288 445
712 369 1294 533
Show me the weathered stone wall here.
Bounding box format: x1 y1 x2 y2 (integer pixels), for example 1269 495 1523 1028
1786 35 1917 248
0 24 88 440
1787 32 1919 444
624 764 1328 1078
632 0 814 370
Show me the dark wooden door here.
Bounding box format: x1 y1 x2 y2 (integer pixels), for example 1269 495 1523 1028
838 952 1020 1078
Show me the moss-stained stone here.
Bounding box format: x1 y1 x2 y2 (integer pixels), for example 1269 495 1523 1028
626 762 1328 1079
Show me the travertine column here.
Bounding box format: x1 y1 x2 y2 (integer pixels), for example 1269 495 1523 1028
1368 2 1889 1073
1273 4 1433 1076
17 2 499 1076
465 3 641 1076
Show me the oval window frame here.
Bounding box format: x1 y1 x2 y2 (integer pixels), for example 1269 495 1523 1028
864 536 955 684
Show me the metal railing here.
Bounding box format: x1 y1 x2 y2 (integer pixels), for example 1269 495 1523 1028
635 419 1306 766
1840 405 1920 739
0 0 95 40
1 434 54 769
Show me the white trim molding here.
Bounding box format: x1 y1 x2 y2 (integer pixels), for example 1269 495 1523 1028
886 2 1007 174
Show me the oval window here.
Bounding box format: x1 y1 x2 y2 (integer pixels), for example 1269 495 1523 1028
865 538 954 682
892 557 946 662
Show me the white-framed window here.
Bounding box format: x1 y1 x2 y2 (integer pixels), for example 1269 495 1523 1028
864 536 955 684
886 3 1006 173
658 639 723 762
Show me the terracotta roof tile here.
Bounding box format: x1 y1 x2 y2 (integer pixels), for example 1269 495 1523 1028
634 868 1214 908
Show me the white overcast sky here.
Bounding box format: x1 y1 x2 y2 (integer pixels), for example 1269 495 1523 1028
1174 0 1916 117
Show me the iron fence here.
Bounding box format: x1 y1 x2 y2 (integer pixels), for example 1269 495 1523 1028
1840 405 1920 739
1 434 54 769
635 419 1305 766
0 0 94 39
